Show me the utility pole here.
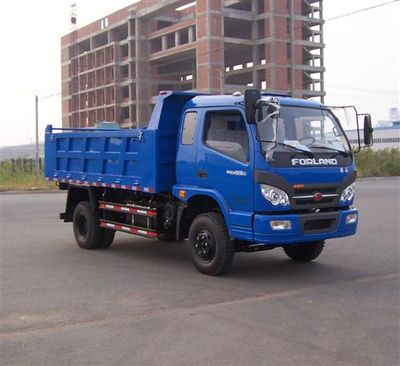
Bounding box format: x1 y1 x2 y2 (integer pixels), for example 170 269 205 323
35 95 39 181
70 4 79 127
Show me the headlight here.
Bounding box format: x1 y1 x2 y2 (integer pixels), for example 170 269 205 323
340 183 355 202
260 184 290 206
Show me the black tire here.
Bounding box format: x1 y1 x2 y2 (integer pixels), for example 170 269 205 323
283 241 325 262
189 213 234 275
99 229 115 248
73 201 114 249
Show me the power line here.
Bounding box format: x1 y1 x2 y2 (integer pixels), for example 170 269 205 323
139 0 400 76
326 0 400 22
39 92 61 99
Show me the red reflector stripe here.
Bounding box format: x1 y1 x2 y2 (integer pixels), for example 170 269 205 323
47 178 154 194
99 220 157 238
99 202 156 216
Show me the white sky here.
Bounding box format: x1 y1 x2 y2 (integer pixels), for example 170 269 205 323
0 0 399 147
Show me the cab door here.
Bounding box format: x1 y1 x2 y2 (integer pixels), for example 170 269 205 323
196 108 253 213
176 110 200 186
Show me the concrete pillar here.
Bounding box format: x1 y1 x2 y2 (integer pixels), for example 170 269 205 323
175 31 180 47
196 0 224 93
292 0 304 98
135 15 151 127
188 27 194 43
251 0 260 89
264 0 275 90
289 0 295 96
264 0 290 92
162 35 167 51
128 19 134 59
320 2 325 103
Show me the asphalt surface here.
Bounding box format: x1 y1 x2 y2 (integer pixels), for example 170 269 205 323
1 178 399 366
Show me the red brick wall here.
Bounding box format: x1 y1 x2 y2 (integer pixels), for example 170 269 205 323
196 0 224 92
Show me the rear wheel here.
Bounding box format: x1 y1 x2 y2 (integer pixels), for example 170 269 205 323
99 229 115 248
189 213 234 275
283 241 324 262
73 201 114 249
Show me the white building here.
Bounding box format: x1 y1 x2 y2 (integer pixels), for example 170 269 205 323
345 124 400 151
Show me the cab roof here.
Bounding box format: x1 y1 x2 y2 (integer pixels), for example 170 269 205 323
184 93 323 110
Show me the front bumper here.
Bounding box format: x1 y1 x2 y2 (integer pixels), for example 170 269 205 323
253 208 358 245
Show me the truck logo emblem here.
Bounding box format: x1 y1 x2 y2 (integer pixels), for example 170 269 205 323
313 192 323 202
291 158 338 166
226 170 247 176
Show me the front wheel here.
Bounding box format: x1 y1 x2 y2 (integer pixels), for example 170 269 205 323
283 241 325 262
189 213 234 275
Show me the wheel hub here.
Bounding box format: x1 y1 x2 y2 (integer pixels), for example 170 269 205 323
194 230 215 262
77 215 88 238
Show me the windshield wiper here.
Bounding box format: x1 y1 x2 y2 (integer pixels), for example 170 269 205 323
260 140 315 158
309 144 350 157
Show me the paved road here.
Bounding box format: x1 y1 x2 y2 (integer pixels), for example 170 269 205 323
1 179 399 366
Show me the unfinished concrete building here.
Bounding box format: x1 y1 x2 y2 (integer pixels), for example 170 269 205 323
61 0 325 128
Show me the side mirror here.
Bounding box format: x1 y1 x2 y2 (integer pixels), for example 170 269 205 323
363 115 373 146
244 89 261 124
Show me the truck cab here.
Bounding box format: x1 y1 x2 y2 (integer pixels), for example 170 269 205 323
167 90 373 274
45 90 373 275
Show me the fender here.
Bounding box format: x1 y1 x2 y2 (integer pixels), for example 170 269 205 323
172 185 232 234
62 185 97 222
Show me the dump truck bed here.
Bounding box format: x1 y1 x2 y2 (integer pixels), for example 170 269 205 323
45 91 198 193
45 127 177 193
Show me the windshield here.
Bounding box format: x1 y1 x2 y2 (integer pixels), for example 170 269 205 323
257 105 351 159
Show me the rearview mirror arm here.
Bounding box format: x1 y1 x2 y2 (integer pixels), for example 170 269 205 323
326 105 361 153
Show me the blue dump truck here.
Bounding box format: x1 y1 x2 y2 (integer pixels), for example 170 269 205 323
45 90 373 275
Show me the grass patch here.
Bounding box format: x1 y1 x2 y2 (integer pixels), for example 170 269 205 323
355 148 400 177
0 159 56 192
0 179 56 192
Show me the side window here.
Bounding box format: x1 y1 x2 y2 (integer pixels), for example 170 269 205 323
181 112 197 145
204 111 249 163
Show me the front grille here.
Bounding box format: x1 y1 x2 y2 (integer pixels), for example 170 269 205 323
301 213 339 234
295 187 336 195
293 185 339 208
304 218 335 232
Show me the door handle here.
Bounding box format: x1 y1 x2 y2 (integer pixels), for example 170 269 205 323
197 170 208 178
